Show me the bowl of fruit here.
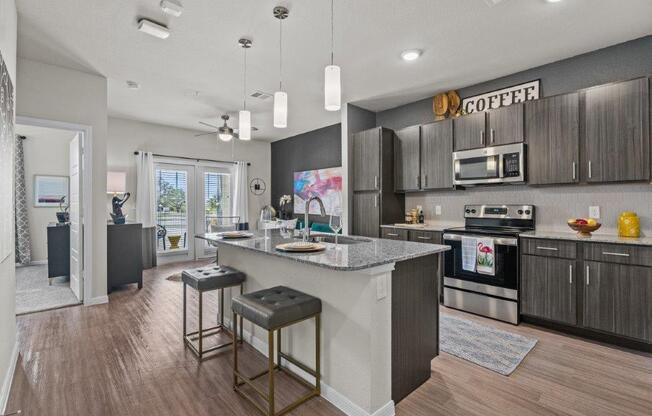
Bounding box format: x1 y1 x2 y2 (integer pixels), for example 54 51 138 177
567 218 601 238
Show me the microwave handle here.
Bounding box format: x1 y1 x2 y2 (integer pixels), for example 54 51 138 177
498 154 504 178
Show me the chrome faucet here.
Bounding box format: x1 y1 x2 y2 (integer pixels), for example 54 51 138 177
303 196 326 242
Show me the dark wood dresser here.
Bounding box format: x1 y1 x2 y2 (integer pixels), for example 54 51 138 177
47 223 70 284
107 223 143 293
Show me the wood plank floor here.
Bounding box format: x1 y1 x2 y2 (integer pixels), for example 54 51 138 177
7 260 652 416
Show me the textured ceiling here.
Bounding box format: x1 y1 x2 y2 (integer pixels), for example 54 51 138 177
16 0 652 141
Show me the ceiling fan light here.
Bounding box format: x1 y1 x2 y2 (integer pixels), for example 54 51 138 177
274 91 288 128
238 110 251 140
324 65 341 111
218 132 233 142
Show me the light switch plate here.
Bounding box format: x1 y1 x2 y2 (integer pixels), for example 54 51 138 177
435 205 442 216
376 275 387 300
589 206 600 219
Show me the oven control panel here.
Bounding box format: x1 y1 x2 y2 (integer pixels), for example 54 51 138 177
464 204 534 220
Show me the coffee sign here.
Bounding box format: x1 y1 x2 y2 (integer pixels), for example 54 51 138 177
462 80 540 114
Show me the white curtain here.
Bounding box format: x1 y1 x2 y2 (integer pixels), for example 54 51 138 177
232 161 249 228
136 151 157 268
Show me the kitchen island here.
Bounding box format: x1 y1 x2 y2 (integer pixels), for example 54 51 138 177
198 231 449 416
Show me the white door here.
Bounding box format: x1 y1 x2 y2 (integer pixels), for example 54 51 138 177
194 165 233 259
69 133 83 301
154 162 195 262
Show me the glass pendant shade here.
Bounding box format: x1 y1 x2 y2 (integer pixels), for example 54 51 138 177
218 132 233 142
238 110 251 140
324 65 341 111
274 91 288 128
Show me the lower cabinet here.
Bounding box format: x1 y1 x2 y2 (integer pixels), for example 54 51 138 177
584 261 652 343
521 255 577 326
353 192 381 238
408 230 442 244
381 227 408 241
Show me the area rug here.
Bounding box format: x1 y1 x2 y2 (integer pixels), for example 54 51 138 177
166 272 182 282
440 314 537 375
16 265 80 315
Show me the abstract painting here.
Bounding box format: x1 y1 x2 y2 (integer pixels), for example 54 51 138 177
34 175 69 207
294 167 343 215
0 51 14 262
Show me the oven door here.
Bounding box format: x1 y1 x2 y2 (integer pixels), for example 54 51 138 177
443 233 518 299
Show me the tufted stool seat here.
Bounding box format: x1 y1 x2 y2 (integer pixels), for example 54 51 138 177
181 265 245 361
232 286 321 416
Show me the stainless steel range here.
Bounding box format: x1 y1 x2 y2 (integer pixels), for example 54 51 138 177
442 204 535 324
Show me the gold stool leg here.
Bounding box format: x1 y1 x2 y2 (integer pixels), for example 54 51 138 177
220 288 225 327
182 283 187 340
239 284 244 343
316 314 321 394
233 312 239 388
198 291 203 359
268 330 275 416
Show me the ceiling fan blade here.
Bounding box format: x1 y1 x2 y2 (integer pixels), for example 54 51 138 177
233 126 258 133
199 121 219 129
194 131 216 137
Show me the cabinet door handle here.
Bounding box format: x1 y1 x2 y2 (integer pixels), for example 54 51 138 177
586 265 590 285
417 236 432 240
588 161 592 179
480 130 485 146
374 175 378 189
417 175 420 189
536 246 559 251
374 195 378 207
602 251 630 257
572 162 577 181
386 233 399 237
490 128 495 144
569 264 573 284
424 175 428 188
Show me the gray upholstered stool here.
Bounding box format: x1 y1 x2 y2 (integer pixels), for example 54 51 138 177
182 265 245 360
232 286 321 416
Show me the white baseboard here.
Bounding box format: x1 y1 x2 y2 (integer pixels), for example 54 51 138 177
29 260 48 266
84 295 109 306
0 341 19 414
224 319 395 416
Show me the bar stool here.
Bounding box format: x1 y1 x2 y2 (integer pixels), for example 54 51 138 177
232 286 321 416
182 265 245 360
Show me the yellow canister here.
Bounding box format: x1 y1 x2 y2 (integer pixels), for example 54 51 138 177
618 211 640 238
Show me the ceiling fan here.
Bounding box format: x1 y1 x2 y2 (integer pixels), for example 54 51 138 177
195 115 258 141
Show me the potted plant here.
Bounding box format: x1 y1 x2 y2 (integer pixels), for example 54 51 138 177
56 196 70 224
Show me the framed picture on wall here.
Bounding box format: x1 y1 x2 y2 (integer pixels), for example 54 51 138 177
34 175 69 207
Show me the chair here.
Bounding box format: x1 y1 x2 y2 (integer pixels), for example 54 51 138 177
157 224 167 250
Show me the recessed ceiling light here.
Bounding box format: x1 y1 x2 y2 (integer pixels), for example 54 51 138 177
126 80 140 90
160 0 183 17
545 0 562 3
401 49 422 61
137 19 170 39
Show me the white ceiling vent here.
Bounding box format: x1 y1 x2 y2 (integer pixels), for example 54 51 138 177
250 91 273 100
483 0 506 6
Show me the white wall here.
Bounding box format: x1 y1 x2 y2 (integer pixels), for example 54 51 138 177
0 0 17 411
107 117 271 229
17 58 108 301
19 129 72 261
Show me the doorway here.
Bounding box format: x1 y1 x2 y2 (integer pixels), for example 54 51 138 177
154 157 233 264
13 122 85 314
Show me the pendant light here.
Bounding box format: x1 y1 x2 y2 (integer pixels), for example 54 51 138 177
324 0 341 111
273 6 289 128
238 38 252 140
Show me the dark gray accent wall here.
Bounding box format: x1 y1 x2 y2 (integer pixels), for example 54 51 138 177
271 123 342 210
376 35 652 130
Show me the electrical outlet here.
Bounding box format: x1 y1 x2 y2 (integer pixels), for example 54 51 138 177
589 206 600 219
435 205 442 216
376 275 387 300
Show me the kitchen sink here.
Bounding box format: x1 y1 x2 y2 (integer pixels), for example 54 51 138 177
300 234 371 245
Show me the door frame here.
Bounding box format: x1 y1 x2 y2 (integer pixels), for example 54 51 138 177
16 115 94 305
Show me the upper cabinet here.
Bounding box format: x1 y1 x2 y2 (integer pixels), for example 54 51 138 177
526 93 580 185
487 103 524 146
394 126 421 192
353 127 381 191
394 120 454 193
453 104 524 151
583 78 650 183
453 112 486 151
421 120 453 190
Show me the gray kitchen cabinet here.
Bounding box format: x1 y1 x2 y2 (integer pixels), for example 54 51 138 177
584 78 650 183
381 227 408 241
421 120 453 190
408 230 442 244
353 193 381 238
453 112 486 151
584 261 652 343
394 125 421 192
525 93 580 185
353 127 382 191
521 254 577 326
487 103 524 146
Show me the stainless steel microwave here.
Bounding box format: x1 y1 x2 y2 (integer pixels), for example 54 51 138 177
452 143 525 186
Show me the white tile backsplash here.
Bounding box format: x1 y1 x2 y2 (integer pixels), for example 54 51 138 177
406 183 652 236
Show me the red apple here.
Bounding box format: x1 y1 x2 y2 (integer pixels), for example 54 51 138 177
575 218 588 225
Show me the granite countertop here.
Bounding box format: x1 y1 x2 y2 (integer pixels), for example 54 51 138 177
197 231 450 271
381 222 463 232
520 230 652 246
